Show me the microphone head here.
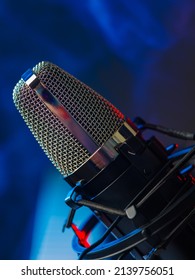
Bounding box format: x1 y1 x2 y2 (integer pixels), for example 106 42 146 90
13 61 125 177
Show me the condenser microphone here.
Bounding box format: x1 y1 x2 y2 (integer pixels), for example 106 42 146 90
13 61 130 177
13 62 195 260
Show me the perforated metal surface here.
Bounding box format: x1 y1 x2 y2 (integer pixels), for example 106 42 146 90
13 62 125 176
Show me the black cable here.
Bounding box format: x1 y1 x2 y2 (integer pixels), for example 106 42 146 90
159 178 191 215
78 216 122 260
141 183 195 235
76 198 125 216
145 123 195 140
162 208 195 245
134 117 195 140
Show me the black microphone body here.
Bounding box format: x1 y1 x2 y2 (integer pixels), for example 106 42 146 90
13 62 195 260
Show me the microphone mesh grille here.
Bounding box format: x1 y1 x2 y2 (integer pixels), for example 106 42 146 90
13 62 125 177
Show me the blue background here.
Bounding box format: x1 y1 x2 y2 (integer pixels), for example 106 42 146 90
1 0 195 259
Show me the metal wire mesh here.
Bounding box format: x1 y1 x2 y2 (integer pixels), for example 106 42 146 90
13 62 125 176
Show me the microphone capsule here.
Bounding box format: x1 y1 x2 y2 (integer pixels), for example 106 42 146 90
13 61 125 177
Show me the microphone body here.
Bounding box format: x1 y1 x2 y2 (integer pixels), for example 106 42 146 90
13 62 195 260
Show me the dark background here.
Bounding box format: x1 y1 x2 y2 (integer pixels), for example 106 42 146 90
1 0 195 259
